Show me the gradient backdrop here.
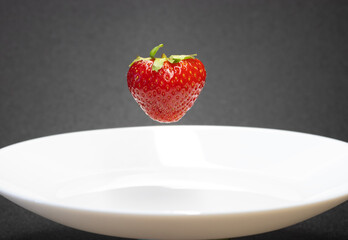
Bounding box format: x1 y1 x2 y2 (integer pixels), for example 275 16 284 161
0 0 347 239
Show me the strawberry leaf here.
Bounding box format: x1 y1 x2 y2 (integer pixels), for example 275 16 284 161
168 54 197 63
129 56 151 67
152 58 166 72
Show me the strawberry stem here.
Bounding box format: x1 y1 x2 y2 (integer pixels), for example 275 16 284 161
150 44 164 59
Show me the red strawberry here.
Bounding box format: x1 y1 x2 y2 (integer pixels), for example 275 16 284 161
127 44 206 123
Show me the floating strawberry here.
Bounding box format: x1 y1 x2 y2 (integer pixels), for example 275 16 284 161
127 44 206 123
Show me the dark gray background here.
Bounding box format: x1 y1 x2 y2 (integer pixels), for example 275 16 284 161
0 0 347 239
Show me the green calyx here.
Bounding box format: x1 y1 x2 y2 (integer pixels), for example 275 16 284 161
129 44 197 72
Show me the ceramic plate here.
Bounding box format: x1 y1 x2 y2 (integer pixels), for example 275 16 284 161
0 126 347 239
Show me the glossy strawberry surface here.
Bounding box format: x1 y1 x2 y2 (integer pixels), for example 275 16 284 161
127 58 206 122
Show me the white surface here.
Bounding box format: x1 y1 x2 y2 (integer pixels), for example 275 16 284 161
0 126 347 239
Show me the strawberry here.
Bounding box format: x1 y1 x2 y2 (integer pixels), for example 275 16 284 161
127 44 206 123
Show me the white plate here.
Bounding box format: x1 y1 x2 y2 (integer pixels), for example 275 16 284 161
0 126 347 239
